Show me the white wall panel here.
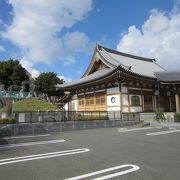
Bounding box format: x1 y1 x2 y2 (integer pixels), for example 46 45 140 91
107 106 120 111
122 94 128 105
121 87 128 93
107 94 120 106
64 103 68 111
130 107 142 112
72 94 77 100
107 87 119 94
72 100 78 111
122 107 128 112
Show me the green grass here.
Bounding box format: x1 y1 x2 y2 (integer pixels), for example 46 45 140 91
0 99 59 112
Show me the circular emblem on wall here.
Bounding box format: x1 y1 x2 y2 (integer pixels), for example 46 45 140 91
111 97 116 103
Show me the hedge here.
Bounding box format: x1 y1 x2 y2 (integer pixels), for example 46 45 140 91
0 118 17 124
69 114 109 121
174 113 180 122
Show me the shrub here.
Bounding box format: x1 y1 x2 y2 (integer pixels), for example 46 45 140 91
155 108 166 122
174 113 180 122
68 113 109 121
0 118 17 124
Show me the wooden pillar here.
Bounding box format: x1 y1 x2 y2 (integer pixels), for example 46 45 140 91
93 91 96 111
119 83 122 112
175 94 180 113
157 81 160 108
77 94 79 111
127 85 130 113
140 84 144 112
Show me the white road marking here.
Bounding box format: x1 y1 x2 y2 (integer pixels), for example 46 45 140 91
0 148 89 166
118 128 127 130
1 134 50 140
146 129 180 136
64 164 140 180
118 127 161 132
0 139 66 149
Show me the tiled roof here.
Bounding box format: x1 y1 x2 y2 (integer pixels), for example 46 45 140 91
154 71 180 82
56 44 169 89
56 68 115 89
97 45 165 77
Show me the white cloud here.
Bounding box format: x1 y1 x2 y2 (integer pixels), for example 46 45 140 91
58 75 72 83
2 0 93 75
117 3 180 70
0 46 5 52
63 56 76 66
63 31 90 55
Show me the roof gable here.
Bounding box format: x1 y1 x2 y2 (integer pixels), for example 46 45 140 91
97 44 165 77
82 46 115 77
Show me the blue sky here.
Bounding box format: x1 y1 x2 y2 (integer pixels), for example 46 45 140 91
0 0 179 82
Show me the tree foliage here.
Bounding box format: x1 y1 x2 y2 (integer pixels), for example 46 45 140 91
0 59 28 90
35 72 64 93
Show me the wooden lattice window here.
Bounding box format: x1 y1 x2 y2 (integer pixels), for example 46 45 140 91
86 97 94 106
78 99 84 106
131 96 140 106
96 96 105 105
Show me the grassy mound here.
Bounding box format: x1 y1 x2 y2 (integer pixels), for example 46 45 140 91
1 99 59 112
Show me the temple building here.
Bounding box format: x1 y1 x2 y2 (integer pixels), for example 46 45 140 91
56 44 180 113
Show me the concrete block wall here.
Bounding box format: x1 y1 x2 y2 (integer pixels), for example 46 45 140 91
0 120 142 137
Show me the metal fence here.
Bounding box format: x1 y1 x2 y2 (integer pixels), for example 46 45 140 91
1 111 140 123
0 91 32 98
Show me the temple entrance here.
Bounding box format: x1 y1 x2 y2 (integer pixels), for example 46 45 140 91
144 95 153 112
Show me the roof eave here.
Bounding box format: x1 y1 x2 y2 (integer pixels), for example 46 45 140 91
57 68 117 90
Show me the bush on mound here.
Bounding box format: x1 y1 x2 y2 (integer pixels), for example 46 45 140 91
0 99 59 112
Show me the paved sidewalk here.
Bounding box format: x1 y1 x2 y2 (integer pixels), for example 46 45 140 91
150 121 180 129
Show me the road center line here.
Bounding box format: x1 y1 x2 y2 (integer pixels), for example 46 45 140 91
64 164 140 180
118 127 161 132
1 134 50 140
146 129 180 136
0 148 90 166
0 139 66 149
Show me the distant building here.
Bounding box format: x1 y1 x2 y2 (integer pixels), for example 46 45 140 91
56 44 180 113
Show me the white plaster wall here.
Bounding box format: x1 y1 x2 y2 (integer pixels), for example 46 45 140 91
107 94 120 106
129 87 141 90
85 91 94 95
64 103 68 111
72 100 78 111
72 94 77 100
122 107 128 112
107 106 120 111
121 87 128 93
107 87 119 94
122 94 128 105
130 107 142 112
95 89 106 93
78 93 84 96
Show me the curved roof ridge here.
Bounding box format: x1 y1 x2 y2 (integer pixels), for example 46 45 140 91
97 44 156 62
153 60 166 71
99 47 130 70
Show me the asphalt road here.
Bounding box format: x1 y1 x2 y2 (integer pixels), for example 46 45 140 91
0 126 180 180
